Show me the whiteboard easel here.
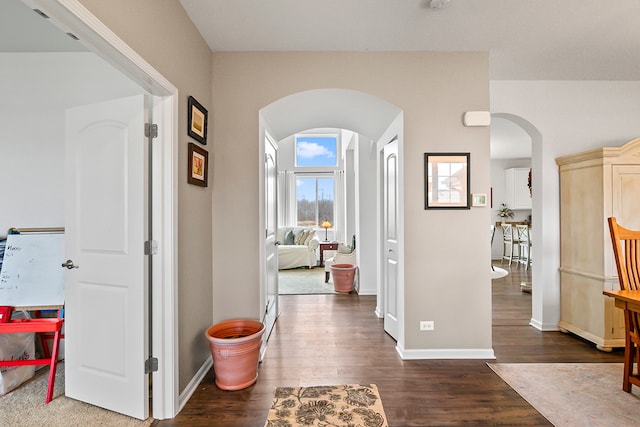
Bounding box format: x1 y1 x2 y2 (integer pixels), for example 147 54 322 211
0 227 65 404
0 228 65 309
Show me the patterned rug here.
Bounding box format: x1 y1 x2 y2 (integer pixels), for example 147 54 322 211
264 384 388 427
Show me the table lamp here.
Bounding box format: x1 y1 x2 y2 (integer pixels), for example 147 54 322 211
321 221 332 241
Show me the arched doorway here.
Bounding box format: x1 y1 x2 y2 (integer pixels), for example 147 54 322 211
491 113 546 330
258 89 404 348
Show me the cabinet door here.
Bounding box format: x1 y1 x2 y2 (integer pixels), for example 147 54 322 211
513 168 532 209
610 165 640 278
505 168 532 209
612 165 640 229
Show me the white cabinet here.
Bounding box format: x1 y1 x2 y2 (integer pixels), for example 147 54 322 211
556 137 640 351
505 168 531 209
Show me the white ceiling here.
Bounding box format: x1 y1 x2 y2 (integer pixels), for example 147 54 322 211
179 0 640 81
179 0 640 158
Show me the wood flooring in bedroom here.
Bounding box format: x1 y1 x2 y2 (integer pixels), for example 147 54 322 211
154 262 623 426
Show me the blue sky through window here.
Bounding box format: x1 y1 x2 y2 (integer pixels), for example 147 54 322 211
295 135 337 167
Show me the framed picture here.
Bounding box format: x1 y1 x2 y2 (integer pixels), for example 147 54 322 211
188 95 208 145
472 193 487 207
188 142 208 187
424 152 470 209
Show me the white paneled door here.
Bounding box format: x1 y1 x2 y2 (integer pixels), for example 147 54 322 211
65 95 149 420
383 139 399 340
263 134 279 354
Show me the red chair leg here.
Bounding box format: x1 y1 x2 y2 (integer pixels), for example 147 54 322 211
45 329 62 404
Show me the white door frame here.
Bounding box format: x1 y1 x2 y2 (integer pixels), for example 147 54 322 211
26 0 179 419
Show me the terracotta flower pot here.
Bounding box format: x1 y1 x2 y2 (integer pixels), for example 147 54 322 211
205 319 265 390
330 263 358 293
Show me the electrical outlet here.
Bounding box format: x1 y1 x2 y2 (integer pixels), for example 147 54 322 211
420 321 434 331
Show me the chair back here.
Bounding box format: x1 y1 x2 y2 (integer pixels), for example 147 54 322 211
516 225 530 244
608 217 640 291
490 225 496 245
501 223 513 241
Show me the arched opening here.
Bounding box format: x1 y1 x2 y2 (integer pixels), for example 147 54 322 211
491 112 544 329
258 88 404 349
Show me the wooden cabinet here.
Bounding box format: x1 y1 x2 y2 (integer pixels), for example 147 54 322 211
556 137 640 351
505 168 531 209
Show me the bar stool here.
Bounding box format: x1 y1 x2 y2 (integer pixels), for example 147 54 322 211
501 223 520 265
516 224 532 270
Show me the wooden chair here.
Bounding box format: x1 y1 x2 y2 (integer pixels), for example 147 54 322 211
608 217 640 392
501 223 520 265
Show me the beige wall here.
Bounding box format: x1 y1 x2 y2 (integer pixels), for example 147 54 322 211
212 52 492 352
79 0 213 392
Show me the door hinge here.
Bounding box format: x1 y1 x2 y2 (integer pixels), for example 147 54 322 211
144 240 158 255
145 357 158 374
145 123 158 139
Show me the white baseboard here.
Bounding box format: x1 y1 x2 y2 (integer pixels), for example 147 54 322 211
529 318 559 331
356 286 377 295
178 357 212 413
396 344 495 360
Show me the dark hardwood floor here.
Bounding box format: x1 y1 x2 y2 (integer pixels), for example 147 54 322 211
155 261 623 426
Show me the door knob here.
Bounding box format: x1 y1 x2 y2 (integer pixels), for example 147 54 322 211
61 259 79 269
275 241 281 246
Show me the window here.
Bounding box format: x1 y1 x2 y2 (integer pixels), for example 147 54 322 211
295 135 337 167
296 176 334 227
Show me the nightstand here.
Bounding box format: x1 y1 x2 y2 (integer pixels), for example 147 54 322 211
319 242 338 266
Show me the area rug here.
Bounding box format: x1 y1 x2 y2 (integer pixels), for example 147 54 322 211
0 362 153 426
278 268 337 295
488 363 640 426
265 384 388 427
491 266 508 279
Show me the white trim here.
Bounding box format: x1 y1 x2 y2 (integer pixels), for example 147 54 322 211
151 94 179 419
25 0 179 419
530 318 559 332
25 0 174 97
396 344 496 360
178 358 212 413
